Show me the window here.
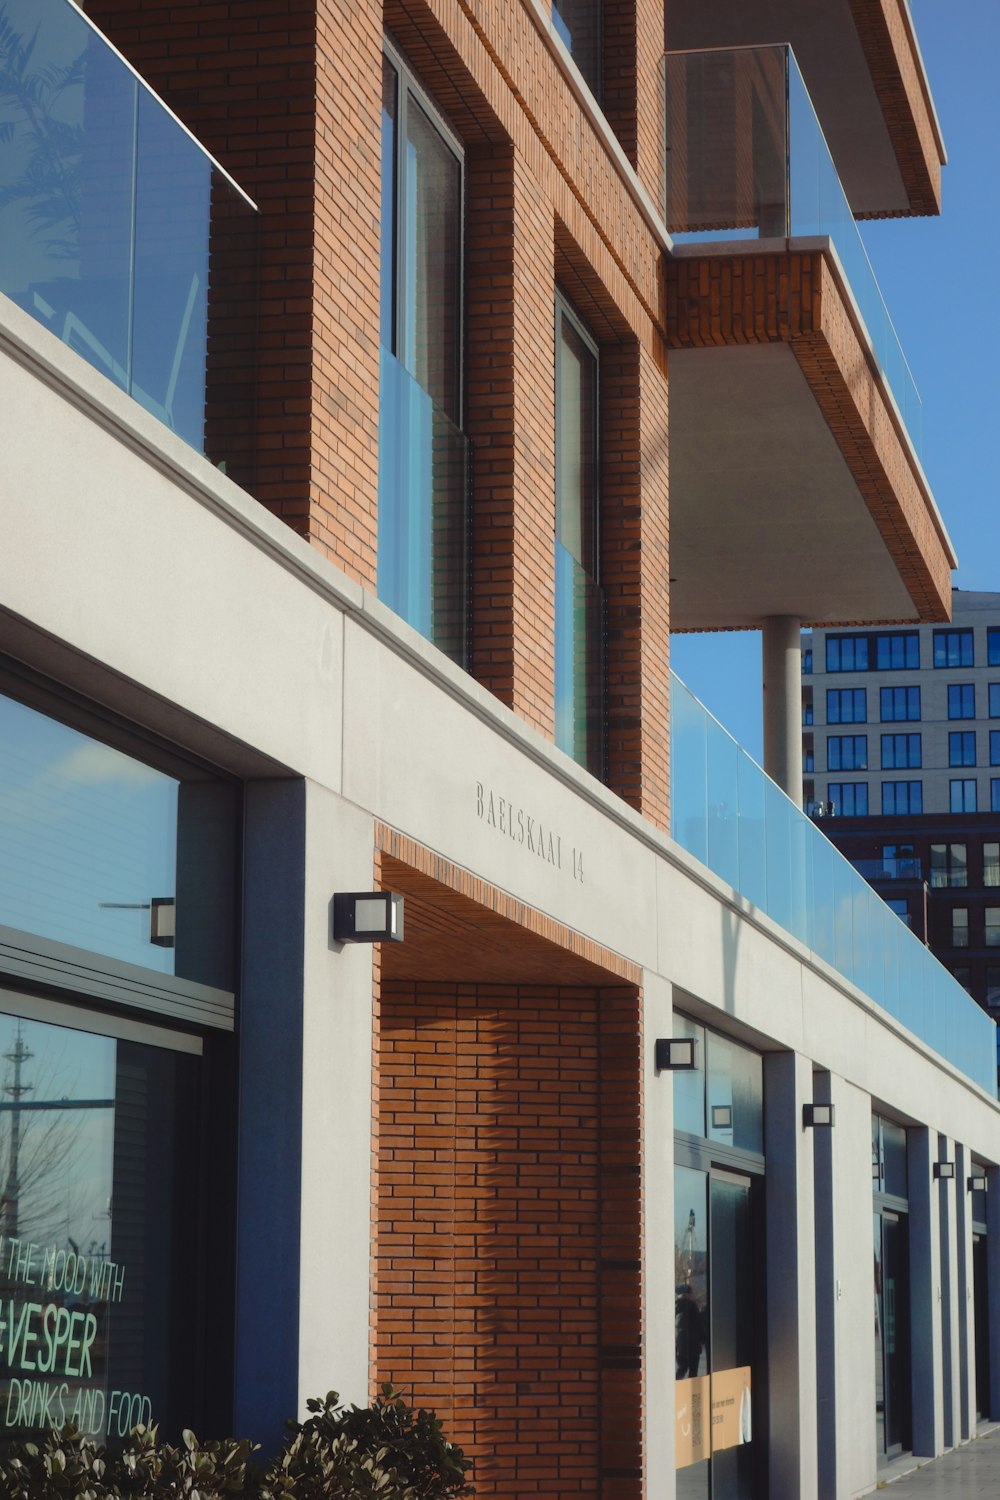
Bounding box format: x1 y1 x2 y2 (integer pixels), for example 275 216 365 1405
885 898 910 927
934 629 974 668
930 844 967 889
993 780 1000 814
880 844 919 878
988 967 1000 1010
880 686 921 722
985 844 1000 887
990 684 1000 717
554 296 602 776
881 733 921 770
551 1 602 97
803 751 815 773
827 688 866 724
802 648 813 674
829 782 868 816
827 734 867 771
882 781 922 815
986 909 1000 948
989 628 1000 667
951 908 969 948
378 49 466 663
948 684 976 719
874 633 920 670
827 635 869 672
949 731 977 767
950 779 977 813
803 704 814 726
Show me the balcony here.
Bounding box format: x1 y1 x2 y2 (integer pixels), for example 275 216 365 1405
852 857 923 882
671 673 997 1097
663 46 954 637
0 0 258 478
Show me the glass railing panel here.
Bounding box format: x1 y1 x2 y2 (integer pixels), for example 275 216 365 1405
554 539 604 778
706 711 740 891
0 0 258 473
378 347 468 667
665 44 922 456
670 671 997 1096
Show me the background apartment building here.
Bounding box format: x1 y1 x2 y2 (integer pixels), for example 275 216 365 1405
804 592 1000 1045
0 1 998 1499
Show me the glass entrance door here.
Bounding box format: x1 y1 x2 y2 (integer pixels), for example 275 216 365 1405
874 1210 911 1458
973 1233 990 1422
675 1165 757 1499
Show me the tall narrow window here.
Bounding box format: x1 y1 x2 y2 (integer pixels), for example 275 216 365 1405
555 298 603 776
378 48 467 664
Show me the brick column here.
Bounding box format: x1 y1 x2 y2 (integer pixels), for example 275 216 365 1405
603 0 666 207
84 0 382 589
466 145 557 738
602 339 671 831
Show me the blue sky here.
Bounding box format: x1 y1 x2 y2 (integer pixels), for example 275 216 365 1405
671 0 1000 763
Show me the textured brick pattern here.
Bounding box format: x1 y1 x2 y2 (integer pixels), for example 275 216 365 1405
848 0 943 218
665 247 952 624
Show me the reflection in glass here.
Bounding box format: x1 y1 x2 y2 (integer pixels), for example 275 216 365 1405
0 691 237 988
0 1009 200 1445
707 1032 762 1154
674 1165 709 1498
672 1015 706 1138
710 1175 754 1498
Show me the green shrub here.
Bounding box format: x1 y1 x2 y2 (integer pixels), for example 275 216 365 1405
0 1425 255 1500
265 1387 472 1500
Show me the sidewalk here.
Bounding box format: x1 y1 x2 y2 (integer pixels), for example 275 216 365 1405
873 1427 1000 1495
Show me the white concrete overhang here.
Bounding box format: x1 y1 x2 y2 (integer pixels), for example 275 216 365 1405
666 239 957 633
665 0 946 218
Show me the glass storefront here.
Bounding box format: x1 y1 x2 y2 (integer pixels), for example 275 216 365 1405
872 1115 911 1459
674 1017 763 1499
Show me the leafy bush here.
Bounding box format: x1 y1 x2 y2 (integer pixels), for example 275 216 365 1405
265 1387 472 1500
0 1388 471 1500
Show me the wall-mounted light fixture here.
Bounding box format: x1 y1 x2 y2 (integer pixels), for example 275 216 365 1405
933 1161 955 1180
333 891 404 944
711 1105 733 1130
655 1037 697 1071
803 1103 835 1128
968 1173 988 1193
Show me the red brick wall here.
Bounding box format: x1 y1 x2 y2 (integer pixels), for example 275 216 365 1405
375 978 643 1500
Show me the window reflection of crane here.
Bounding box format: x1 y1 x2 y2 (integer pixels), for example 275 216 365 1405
683 1207 696 1282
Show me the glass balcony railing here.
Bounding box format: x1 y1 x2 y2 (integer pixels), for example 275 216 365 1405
853 857 924 883
664 45 922 454
0 0 258 479
670 673 997 1097
554 540 604 778
378 348 469 666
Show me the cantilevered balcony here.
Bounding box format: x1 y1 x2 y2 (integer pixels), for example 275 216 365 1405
663 46 954 636
671 673 997 1097
0 0 258 480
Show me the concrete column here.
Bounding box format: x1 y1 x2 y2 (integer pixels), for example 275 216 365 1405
762 616 803 806
764 1051 818 1497
987 1163 1000 1421
955 1143 976 1441
813 1074 877 1500
939 1136 962 1449
909 1127 944 1456
643 975 677 1493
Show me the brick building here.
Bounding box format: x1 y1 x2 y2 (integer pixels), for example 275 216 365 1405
0 1 998 1497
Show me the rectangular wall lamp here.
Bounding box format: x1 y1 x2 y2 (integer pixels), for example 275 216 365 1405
933 1161 955 1180
655 1037 697 1071
711 1105 733 1130
803 1104 835 1128
333 891 404 943
968 1173 988 1193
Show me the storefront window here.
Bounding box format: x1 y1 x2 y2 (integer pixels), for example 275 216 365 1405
706 1031 763 1154
0 1005 201 1445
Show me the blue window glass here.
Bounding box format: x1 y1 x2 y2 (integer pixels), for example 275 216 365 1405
993 781 1000 814
554 297 603 777
989 629 1000 667
874 633 919 670
930 844 967 889
802 649 813 674
882 781 923 816
934 630 974 668
826 635 869 672
949 731 976 768
829 782 868 816
827 689 866 724
990 684 1000 718
991 731 1000 766
881 733 921 769
880 686 920 722
948 684 976 719
950 779 977 813
827 735 867 771
885 898 910 927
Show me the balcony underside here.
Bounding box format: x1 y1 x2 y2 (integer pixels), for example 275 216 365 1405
665 241 955 633
666 0 945 218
